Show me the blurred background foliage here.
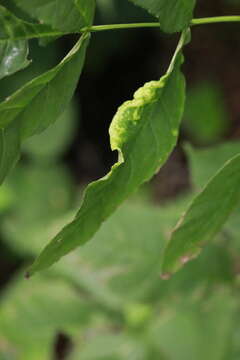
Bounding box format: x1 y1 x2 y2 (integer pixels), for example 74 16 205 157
1 0 240 359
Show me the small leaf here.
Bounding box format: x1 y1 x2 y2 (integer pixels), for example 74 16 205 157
128 0 196 32
28 30 190 276
0 33 90 183
0 6 30 79
0 5 69 79
0 40 30 80
161 153 240 275
0 5 61 41
13 0 96 32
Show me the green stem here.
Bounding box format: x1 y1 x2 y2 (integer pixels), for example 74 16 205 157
191 15 240 26
82 22 160 32
82 16 240 33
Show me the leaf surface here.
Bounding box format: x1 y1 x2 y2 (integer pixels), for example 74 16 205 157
13 0 96 32
0 6 30 79
0 275 92 359
0 5 71 79
0 33 90 183
0 40 30 80
128 0 196 32
0 121 21 183
161 153 240 276
0 5 62 41
28 30 190 276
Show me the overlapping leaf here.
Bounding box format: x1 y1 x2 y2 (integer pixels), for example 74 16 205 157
0 40 29 80
0 5 62 42
0 5 62 79
161 153 240 276
0 33 89 183
13 0 96 32
128 0 196 32
186 141 240 251
28 30 190 276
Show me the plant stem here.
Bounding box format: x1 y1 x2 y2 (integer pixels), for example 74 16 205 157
81 22 160 32
82 16 240 33
191 15 240 26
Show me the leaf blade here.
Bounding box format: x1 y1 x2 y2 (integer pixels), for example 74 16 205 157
161 153 240 275
0 33 90 183
28 30 190 275
13 0 96 32
0 5 63 41
0 5 69 79
128 0 196 33
0 40 30 80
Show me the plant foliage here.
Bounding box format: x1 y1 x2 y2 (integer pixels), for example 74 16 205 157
0 0 240 312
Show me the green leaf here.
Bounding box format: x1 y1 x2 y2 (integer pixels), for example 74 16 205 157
161 153 240 276
0 274 92 359
13 0 96 32
28 30 189 276
0 6 31 79
0 40 30 80
185 141 240 253
23 101 77 161
0 33 90 183
0 121 21 184
0 5 63 42
149 290 238 360
53 203 169 309
0 4 75 79
128 0 196 32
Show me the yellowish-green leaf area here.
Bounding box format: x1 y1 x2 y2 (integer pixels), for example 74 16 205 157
13 0 96 32
129 0 196 32
0 33 90 184
28 31 189 276
161 153 240 277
